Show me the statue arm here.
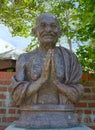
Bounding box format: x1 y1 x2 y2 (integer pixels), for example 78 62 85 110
11 76 47 107
54 81 83 104
10 54 29 106
10 54 44 106
10 50 51 106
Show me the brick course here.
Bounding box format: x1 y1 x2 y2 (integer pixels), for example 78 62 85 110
0 72 95 128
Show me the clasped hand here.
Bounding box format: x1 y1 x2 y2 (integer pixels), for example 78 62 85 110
41 49 58 84
27 49 60 95
31 49 58 85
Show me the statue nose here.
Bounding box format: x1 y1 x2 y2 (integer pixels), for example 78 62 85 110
45 26 52 32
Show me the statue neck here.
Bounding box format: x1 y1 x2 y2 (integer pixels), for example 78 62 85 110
40 43 56 52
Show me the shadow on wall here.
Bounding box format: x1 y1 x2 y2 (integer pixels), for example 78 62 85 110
0 59 16 72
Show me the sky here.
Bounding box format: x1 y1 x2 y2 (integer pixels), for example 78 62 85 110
0 24 31 50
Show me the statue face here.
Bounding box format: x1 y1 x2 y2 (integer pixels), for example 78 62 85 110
36 14 61 47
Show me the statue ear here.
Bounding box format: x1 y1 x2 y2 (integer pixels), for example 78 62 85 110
32 28 37 37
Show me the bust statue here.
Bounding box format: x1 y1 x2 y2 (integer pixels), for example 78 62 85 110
10 13 83 129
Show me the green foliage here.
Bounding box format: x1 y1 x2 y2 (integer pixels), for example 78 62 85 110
6 68 14 72
0 0 38 37
0 0 77 38
76 41 95 75
0 0 95 41
25 37 39 52
74 0 95 41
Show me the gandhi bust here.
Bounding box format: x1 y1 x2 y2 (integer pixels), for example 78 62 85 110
10 13 83 128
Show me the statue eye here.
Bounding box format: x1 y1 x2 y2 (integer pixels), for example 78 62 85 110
51 24 57 28
40 23 46 27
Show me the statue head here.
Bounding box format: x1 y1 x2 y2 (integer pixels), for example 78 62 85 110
32 13 62 48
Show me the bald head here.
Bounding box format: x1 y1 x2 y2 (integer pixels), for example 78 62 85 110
36 13 59 26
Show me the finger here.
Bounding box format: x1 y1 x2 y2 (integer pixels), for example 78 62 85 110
46 49 52 59
51 50 56 74
43 56 51 71
43 50 51 70
25 63 37 81
41 49 53 79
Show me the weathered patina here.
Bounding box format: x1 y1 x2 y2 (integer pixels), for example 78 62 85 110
10 13 83 128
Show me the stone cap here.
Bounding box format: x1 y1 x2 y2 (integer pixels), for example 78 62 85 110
20 104 75 112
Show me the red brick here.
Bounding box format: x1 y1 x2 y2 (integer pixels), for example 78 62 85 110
0 72 15 80
93 111 95 114
92 88 95 93
88 103 95 107
0 94 6 99
88 74 95 81
75 110 83 114
0 118 2 122
9 109 16 114
82 74 95 81
0 87 7 91
16 109 21 114
90 126 95 129
84 95 95 100
0 101 3 107
84 110 91 114
0 126 7 130
84 117 91 123
0 109 6 114
0 80 11 85
84 88 91 92
82 81 94 87
2 117 18 122
77 117 82 123
82 74 88 80
75 102 87 107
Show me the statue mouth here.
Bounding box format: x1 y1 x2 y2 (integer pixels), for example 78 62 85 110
43 35 54 39
42 33 56 39
42 33 56 37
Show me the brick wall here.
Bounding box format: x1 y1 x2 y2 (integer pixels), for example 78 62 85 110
0 72 20 128
75 74 95 128
0 72 95 128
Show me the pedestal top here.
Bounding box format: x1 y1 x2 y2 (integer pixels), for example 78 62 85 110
20 104 75 112
5 123 92 130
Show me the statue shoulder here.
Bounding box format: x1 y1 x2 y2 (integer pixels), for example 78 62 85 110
17 49 38 63
58 47 77 58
